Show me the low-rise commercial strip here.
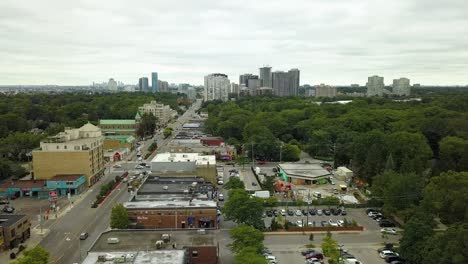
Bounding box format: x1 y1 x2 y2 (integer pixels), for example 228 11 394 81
85 229 218 264
150 153 217 183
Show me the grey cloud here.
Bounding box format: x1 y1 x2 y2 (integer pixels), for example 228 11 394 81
0 0 467 85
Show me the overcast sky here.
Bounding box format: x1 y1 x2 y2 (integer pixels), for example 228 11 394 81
1 0 467 86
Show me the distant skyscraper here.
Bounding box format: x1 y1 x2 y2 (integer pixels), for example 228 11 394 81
247 79 261 94
271 69 300 96
107 78 117 91
152 72 159 92
231 82 239 94
392 78 411 96
259 66 272 88
314 84 336 98
204 73 230 101
366 75 384 97
139 77 149 92
239 74 258 86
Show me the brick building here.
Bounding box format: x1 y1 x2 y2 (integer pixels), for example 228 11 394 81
0 215 30 251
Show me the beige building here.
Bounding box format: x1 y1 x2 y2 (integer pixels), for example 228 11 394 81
32 123 105 187
315 84 337 98
392 77 411 96
138 101 176 126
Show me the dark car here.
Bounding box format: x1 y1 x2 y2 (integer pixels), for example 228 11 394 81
323 209 331 216
273 210 279 216
287 209 294 216
3 206 14 213
378 244 394 253
380 221 396 227
301 249 316 256
302 209 308 216
341 209 347 216
252 182 258 186
266 210 273 217
385 255 403 263
305 253 324 260
366 208 379 214
309 208 317 215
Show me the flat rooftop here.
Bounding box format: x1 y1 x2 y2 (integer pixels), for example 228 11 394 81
83 250 185 264
279 163 331 180
0 215 27 227
151 152 216 166
90 230 216 252
138 176 214 196
124 199 217 209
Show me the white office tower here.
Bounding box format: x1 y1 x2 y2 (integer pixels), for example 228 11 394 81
204 73 230 101
392 78 411 96
107 78 117 91
366 75 384 97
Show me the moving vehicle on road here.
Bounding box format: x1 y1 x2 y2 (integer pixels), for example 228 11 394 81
3 205 14 213
381 228 397 235
79 232 89 240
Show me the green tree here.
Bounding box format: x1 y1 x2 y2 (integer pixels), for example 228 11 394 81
281 143 301 161
422 171 468 224
233 247 268 264
147 142 158 152
12 246 49 264
371 171 425 213
163 127 173 138
110 203 130 229
439 136 468 172
136 113 157 138
262 176 276 194
229 225 265 253
321 232 340 264
264 196 278 207
224 177 245 190
399 213 434 264
222 189 264 229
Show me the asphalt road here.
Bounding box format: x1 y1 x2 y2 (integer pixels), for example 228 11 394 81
39 100 201 264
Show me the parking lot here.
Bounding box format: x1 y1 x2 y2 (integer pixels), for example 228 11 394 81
263 207 383 231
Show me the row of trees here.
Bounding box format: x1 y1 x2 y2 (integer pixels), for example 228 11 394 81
0 92 188 180
202 95 468 180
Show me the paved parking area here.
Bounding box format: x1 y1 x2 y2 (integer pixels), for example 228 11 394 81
263 208 381 231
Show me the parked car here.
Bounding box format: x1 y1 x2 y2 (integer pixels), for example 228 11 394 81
134 165 144 169
280 209 286 216
252 182 258 186
218 194 224 201
337 220 345 226
309 208 317 215
113 164 122 168
320 221 327 227
295 210 302 216
323 209 331 216
341 209 347 216
301 249 316 256
302 209 308 216
287 209 294 216
305 252 324 260
273 210 280 217
266 210 273 217
317 209 323 216
79 232 89 240
380 221 396 228
0 199 9 205
3 206 14 213
217 180 224 185
296 220 303 227
381 228 397 235
380 250 398 259
328 219 339 227
385 255 403 263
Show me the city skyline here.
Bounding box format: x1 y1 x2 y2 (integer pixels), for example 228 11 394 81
1 0 468 86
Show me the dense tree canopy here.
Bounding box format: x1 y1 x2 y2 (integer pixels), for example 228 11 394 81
222 189 264 229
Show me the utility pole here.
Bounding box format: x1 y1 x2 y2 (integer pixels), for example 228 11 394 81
279 143 283 163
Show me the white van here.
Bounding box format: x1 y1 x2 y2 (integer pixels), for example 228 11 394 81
107 237 120 244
